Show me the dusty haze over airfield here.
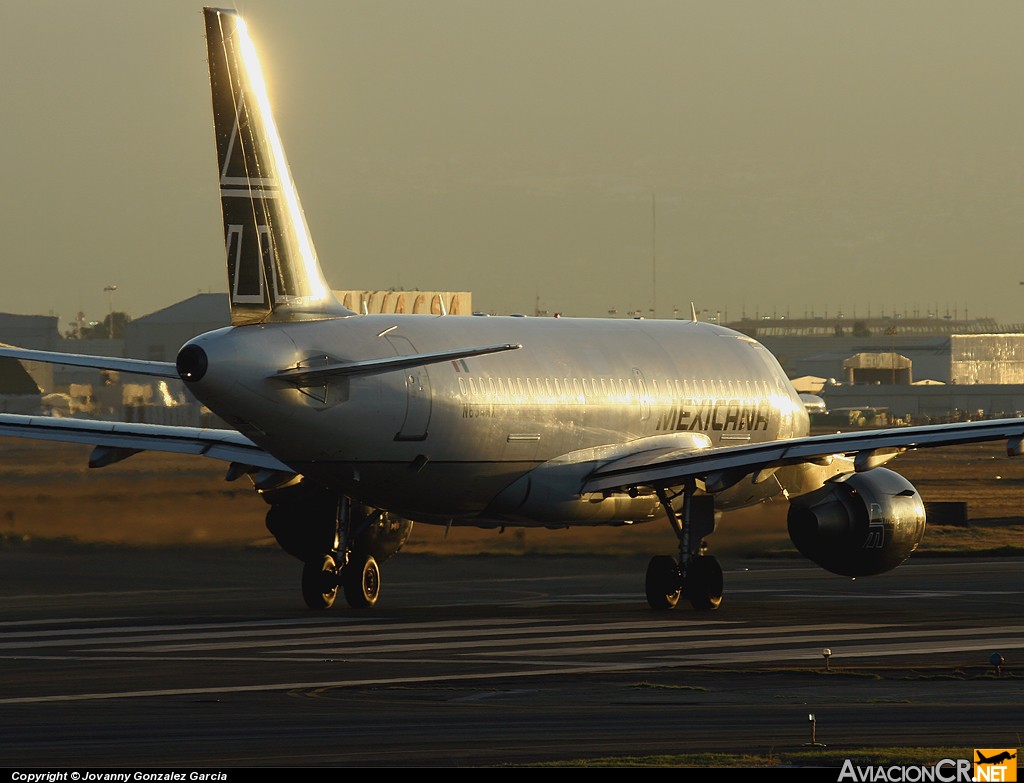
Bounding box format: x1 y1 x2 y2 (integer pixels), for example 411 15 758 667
1 0 1022 329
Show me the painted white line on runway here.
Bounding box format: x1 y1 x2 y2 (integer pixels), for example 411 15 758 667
0 616 340 642
542 626 1024 661
3 588 253 600
111 619 750 653
0 617 138 627
0 616 565 649
0 662 666 704
6 633 1024 705
673 637 1024 666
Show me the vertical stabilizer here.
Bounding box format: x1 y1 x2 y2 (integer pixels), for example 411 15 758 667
204 8 352 324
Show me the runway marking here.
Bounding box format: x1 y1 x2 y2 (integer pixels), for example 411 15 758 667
1 588 254 600
0 617 137 627
672 637 1024 665
0 616 564 650
2 614 1022 705
0 663 668 705
105 619 750 653
6 633 1024 705
0 616 340 642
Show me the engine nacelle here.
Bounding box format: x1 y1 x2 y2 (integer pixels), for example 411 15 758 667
786 468 926 577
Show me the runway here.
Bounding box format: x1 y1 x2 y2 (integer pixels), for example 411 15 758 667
1 546 1022 767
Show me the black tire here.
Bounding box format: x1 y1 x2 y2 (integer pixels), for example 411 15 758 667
302 553 339 610
343 553 381 609
645 555 681 610
686 554 723 611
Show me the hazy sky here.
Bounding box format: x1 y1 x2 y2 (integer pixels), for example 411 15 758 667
1 1 1022 329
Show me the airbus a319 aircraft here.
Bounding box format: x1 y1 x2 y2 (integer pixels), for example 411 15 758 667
1 8 1022 613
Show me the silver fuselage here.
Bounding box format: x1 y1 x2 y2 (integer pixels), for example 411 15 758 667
184 314 809 527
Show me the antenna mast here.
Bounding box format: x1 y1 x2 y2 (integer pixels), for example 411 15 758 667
651 192 657 319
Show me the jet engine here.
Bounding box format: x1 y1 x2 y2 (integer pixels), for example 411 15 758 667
786 468 926 577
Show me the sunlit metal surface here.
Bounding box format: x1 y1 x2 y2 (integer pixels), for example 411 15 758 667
205 9 347 324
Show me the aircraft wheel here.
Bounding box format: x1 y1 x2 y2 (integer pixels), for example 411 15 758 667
645 555 681 610
343 553 381 609
302 553 339 610
686 554 723 611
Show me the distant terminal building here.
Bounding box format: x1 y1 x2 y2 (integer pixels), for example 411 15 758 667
0 313 61 350
949 334 1024 385
843 353 913 385
726 315 1024 385
124 294 229 362
721 313 1024 423
336 290 471 316
727 314 1005 339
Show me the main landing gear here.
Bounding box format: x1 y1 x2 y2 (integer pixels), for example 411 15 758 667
297 498 385 610
645 480 723 612
264 482 411 611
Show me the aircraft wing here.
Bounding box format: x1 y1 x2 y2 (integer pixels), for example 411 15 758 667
0 414 291 474
583 418 1024 494
0 346 177 378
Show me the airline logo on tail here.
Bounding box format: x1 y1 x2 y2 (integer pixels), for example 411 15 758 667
221 101 282 307
204 9 348 324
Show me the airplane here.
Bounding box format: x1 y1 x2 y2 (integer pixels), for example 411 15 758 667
1 7 1024 613
976 752 1017 765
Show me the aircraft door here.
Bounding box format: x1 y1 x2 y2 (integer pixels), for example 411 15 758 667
386 335 432 441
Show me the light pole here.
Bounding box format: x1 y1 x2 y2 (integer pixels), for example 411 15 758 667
104 285 118 338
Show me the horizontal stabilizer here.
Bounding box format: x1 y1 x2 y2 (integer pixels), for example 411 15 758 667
0 346 178 379
273 343 521 385
0 414 291 473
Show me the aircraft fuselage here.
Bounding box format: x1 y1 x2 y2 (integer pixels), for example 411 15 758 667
183 314 808 526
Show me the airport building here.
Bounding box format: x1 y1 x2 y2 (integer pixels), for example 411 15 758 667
736 317 1024 424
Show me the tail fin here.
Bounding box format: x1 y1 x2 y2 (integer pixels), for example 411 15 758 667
204 8 352 324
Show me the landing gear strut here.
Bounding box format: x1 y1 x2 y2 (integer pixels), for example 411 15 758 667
264 479 412 610
300 497 383 610
645 480 722 612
